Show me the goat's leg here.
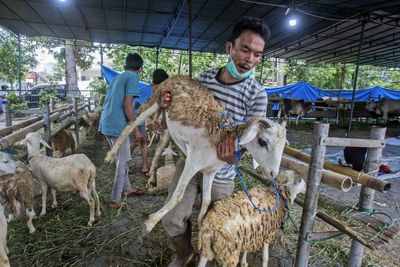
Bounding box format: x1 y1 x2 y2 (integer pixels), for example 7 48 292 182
240 251 248 267
91 182 101 217
0 245 10 267
79 190 95 226
144 164 198 233
262 243 269 267
198 171 217 227
197 255 210 267
295 114 300 126
50 188 58 208
26 208 36 234
40 182 48 216
147 130 170 189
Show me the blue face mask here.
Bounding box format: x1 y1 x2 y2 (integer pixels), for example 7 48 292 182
225 59 254 79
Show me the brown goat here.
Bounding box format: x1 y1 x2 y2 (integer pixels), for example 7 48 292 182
51 129 75 157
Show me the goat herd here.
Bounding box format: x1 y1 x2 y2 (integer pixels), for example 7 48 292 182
0 77 398 267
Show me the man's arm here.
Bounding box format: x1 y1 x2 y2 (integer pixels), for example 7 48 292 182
124 96 142 139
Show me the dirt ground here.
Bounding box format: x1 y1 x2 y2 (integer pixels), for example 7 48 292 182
6 120 400 267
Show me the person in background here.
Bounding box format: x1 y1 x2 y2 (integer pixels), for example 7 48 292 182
130 68 169 175
99 53 146 209
160 16 270 266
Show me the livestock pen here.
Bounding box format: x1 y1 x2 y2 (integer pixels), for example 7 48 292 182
1 115 400 266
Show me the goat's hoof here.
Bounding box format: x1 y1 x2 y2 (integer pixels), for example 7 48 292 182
39 212 46 217
51 204 58 209
96 211 101 216
143 219 155 233
29 228 36 234
87 221 93 227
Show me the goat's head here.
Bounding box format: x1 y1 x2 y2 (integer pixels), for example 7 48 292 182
277 170 306 204
365 101 377 111
239 118 286 178
161 146 177 157
20 132 52 157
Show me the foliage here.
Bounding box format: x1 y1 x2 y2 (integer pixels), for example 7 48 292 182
284 60 400 90
88 78 108 106
6 92 19 104
0 29 38 87
11 102 28 110
106 45 228 83
39 78 59 107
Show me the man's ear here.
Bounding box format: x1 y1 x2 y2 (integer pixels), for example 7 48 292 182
225 41 232 54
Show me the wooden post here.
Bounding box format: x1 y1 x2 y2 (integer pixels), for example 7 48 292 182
4 103 12 127
72 97 80 145
49 98 55 113
43 102 53 157
87 97 92 112
348 126 386 267
295 123 329 267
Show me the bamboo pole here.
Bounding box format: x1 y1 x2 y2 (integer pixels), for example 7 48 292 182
0 115 43 136
281 156 352 192
43 102 52 157
0 111 62 150
284 146 391 192
349 127 386 266
295 123 329 267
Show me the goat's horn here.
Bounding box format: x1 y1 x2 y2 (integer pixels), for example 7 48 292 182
259 119 271 129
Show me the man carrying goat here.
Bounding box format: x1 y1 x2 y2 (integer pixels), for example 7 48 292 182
161 16 271 267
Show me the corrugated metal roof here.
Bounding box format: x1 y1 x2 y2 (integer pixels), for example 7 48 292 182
0 0 399 67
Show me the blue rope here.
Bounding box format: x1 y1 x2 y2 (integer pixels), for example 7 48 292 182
234 138 280 214
218 115 280 213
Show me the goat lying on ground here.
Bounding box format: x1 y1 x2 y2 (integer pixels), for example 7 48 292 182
147 145 177 192
51 129 75 157
22 132 101 226
0 164 36 234
105 76 287 233
198 170 306 267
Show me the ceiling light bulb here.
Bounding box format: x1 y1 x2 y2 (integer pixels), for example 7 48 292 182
289 18 297 27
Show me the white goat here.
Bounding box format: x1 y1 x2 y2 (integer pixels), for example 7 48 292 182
21 132 101 226
105 76 287 233
198 170 306 267
0 204 10 267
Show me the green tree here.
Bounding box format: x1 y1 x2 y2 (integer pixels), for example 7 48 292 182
0 29 38 87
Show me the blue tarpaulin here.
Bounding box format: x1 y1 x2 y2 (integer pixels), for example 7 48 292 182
266 82 400 101
100 64 153 106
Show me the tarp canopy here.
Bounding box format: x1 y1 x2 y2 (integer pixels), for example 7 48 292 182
322 86 400 101
266 82 328 101
100 64 152 106
266 82 400 101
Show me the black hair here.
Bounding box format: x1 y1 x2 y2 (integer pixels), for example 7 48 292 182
152 69 169 84
229 16 271 44
125 53 143 71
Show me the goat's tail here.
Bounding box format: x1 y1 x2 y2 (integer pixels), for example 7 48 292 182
105 103 159 163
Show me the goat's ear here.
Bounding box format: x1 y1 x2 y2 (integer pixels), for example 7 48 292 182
19 138 28 146
239 123 259 145
40 139 53 150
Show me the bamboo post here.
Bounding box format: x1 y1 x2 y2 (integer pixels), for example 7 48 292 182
295 123 329 267
348 126 386 267
4 103 12 127
72 97 80 145
284 146 390 192
280 156 352 192
87 97 92 112
0 112 62 150
49 98 55 113
43 102 53 157
0 115 43 137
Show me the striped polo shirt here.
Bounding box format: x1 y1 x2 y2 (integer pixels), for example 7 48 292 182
198 67 268 184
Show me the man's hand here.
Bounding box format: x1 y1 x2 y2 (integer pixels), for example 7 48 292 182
161 90 171 109
217 136 236 165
